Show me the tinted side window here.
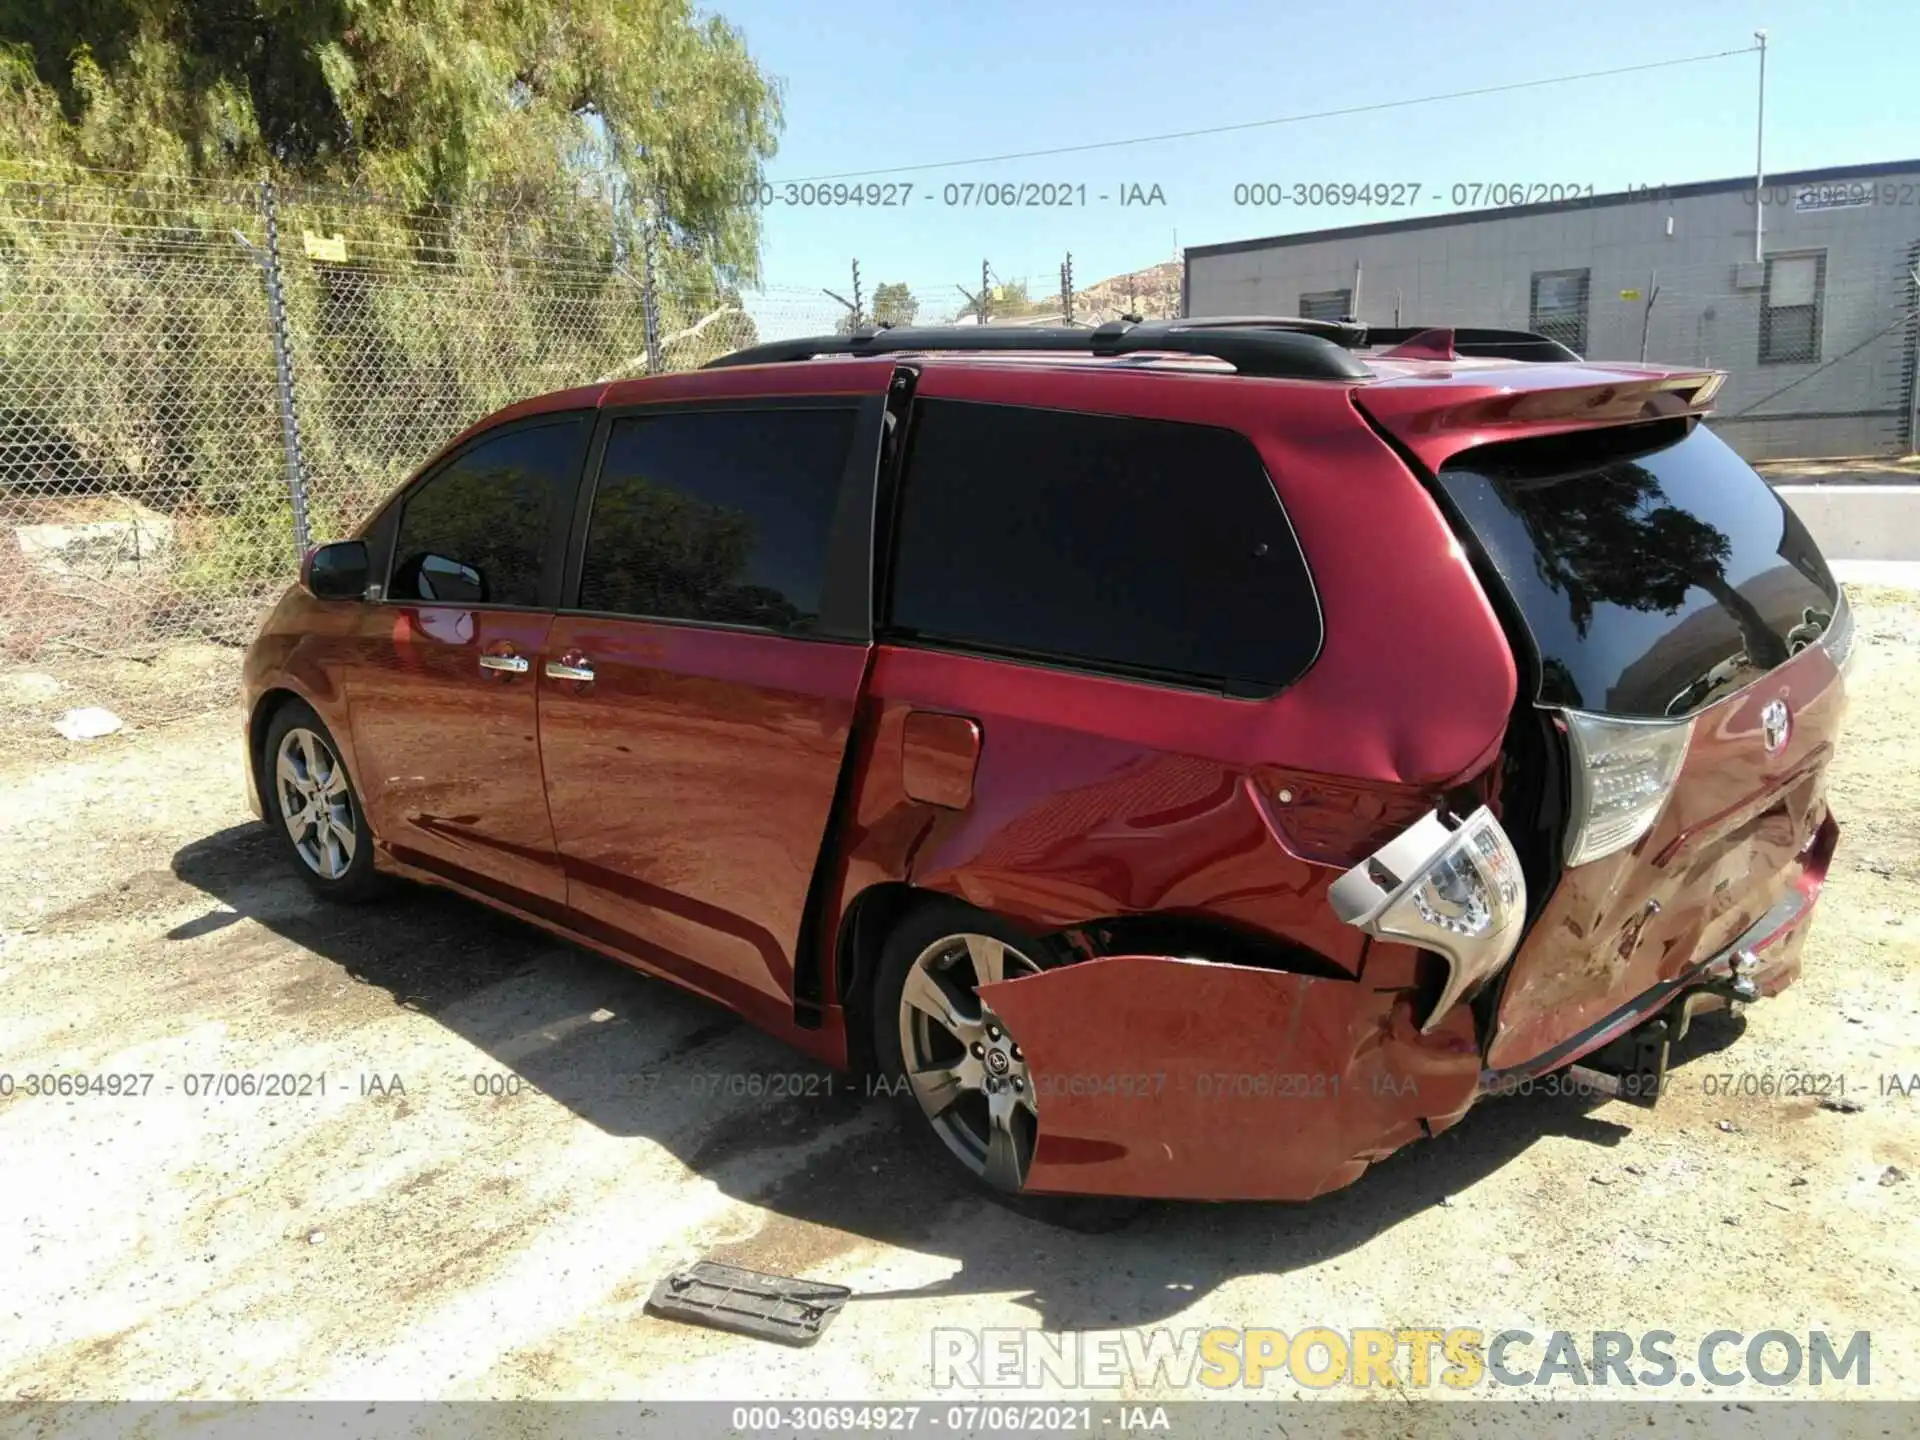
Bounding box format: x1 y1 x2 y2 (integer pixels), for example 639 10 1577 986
579 408 857 632
889 401 1320 693
390 419 585 606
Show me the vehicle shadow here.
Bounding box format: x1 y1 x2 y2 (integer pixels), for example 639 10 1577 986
172 820 1741 1332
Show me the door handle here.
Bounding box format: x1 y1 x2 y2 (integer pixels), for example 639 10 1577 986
544 657 595 683
478 651 530 675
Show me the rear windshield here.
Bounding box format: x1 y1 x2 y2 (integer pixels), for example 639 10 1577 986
1436 420 1838 719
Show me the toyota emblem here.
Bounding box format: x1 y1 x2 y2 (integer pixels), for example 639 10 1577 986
1760 698 1792 754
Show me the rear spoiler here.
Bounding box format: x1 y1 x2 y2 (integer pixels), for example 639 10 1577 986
1366 327 1581 363
1142 316 1581 363
1355 365 1727 474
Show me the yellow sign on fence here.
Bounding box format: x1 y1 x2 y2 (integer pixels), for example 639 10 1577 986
302 231 348 263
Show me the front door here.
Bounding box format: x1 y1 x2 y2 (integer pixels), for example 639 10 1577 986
537 398 882 1027
348 414 591 913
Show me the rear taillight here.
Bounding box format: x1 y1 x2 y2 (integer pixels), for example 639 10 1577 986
1329 807 1527 1031
1561 709 1694 867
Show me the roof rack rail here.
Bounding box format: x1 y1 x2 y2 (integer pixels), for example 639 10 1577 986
700 316 1579 376
702 318 1373 380
1137 314 1371 347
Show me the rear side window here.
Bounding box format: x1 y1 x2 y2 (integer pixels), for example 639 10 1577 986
887 400 1320 694
1436 420 1839 718
579 408 857 632
390 418 586 607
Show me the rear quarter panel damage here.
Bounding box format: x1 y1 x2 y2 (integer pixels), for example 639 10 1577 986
978 954 1482 1201
832 685 1387 974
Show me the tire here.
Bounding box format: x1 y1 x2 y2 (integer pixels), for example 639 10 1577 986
261 700 387 903
869 897 1145 1228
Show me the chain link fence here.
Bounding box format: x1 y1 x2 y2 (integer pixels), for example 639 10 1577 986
0 165 847 734
0 164 1178 739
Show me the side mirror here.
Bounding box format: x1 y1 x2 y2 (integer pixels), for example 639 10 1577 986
303 540 371 601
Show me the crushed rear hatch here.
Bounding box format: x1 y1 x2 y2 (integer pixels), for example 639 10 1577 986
1354 373 1849 1070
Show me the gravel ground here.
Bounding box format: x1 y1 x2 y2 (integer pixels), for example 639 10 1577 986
0 589 1916 1421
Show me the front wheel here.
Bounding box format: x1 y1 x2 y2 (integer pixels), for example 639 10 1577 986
262 700 385 902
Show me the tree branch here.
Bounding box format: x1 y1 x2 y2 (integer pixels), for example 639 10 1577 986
594 304 743 380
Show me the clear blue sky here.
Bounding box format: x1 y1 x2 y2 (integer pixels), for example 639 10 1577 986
714 0 1916 321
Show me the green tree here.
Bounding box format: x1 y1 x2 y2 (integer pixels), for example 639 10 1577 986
0 0 782 277
0 2 785 634
872 281 917 327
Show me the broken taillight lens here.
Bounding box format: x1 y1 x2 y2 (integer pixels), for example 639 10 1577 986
1328 807 1527 1031
1822 591 1858 677
1561 709 1694 867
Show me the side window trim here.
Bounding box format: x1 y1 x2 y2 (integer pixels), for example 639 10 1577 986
559 394 885 642
882 631 1289 700
869 366 921 635
381 411 594 612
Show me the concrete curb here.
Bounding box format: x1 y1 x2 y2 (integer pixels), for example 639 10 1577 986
1776 485 1920 563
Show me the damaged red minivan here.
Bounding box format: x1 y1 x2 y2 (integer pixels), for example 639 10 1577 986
241 317 1853 1201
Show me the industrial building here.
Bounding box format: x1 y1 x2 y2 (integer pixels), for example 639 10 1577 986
1184 158 1920 460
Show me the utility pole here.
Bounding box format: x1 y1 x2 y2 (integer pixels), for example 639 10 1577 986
638 185 663 373
1753 29 1769 264
1061 252 1074 325
851 258 864 327
246 182 311 560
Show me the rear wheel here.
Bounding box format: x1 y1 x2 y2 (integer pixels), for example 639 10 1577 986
872 901 1047 1193
261 701 385 902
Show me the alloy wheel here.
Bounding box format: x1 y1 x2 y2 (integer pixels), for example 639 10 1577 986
275 726 357 881
896 932 1042 1192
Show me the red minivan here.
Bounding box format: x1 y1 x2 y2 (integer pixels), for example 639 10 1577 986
242 318 1852 1201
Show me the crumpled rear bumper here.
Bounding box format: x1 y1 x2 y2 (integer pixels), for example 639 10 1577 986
1481 811 1838 1092
977 955 1483 1201
970 811 1839 1202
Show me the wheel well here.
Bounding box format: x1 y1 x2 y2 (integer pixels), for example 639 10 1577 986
834 882 961 1071
1064 912 1354 979
248 688 302 809
831 885 1358 1040
835 883 918 1001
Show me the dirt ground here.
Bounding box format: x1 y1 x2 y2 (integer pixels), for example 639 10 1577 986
1 590 1916 1420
